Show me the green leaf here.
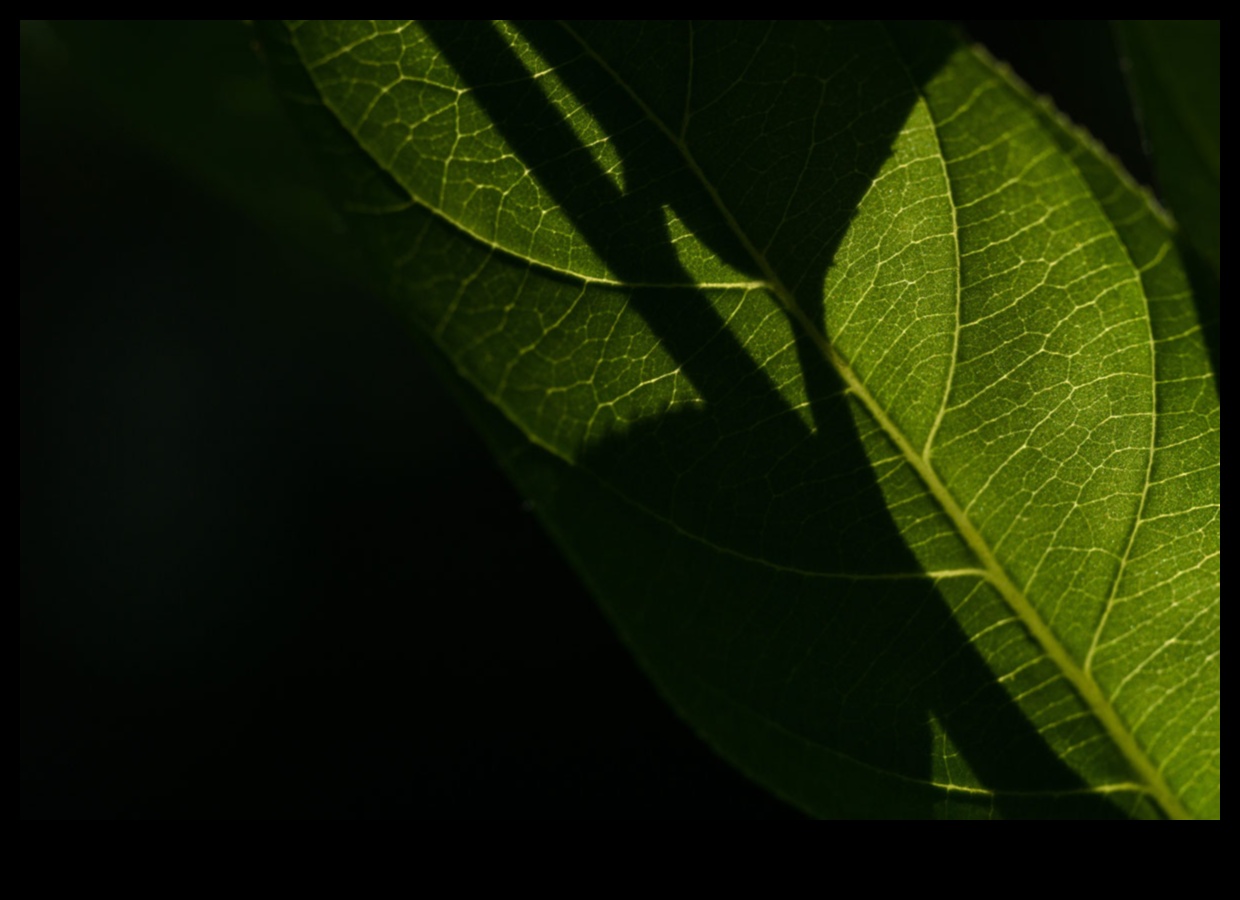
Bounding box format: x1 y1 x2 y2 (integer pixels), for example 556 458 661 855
1115 20 1220 277
262 21 1220 818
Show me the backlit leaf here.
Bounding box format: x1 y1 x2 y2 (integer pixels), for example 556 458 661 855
262 20 1220 818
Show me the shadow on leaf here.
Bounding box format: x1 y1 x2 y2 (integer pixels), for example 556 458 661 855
269 19 1134 818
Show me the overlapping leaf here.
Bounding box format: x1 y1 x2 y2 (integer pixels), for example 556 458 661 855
1116 20 1220 277
262 20 1219 818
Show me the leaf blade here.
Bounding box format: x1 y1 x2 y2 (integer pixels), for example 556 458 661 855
266 20 1219 818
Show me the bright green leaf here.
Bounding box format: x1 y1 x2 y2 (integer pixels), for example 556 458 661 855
261 21 1220 818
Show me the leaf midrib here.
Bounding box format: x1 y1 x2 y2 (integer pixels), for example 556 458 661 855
562 20 1188 819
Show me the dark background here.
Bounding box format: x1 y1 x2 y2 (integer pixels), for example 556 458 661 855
20 21 1146 819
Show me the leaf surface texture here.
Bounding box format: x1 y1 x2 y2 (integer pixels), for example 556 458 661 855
265 20 1220 818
